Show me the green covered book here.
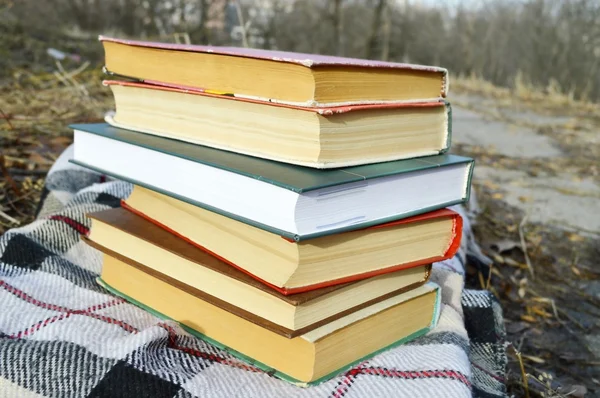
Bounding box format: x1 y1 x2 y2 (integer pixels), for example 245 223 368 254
70 123 473 240
97 251 441 386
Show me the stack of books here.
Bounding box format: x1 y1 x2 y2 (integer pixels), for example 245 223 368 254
71 36 474 386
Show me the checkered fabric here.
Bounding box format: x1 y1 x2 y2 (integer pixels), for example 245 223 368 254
0 145 507 398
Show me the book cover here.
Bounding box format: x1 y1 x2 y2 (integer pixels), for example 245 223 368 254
97 276 441 387
70 123 473 241
69 123 472 194
102 80 452 167
121 200 461 295
102 80 449 116
99 35 449 101
84 207 434 336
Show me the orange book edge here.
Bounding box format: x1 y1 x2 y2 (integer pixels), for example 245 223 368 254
103 80 446 116
119 200 462 295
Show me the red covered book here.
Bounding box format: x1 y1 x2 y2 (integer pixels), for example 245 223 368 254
99 35 448 107
103 80 452 168
118 185 463 295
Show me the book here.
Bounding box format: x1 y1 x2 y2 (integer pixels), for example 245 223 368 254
70 123 474 240
99 36 448 107
98 254 441 385
103 80 452 168
122 185 461 294
85 207 432 336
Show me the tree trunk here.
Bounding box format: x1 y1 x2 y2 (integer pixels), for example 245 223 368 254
380 1 391 61
332 0 344 56
179 0 186 31
198 0 210 43
365 0 386 59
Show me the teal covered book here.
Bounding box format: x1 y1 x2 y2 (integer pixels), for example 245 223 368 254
70 123 473 240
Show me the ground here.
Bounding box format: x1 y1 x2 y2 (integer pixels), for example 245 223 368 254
449 80 600 397
1 69 599 397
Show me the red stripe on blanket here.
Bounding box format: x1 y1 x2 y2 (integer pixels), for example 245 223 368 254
360 367 471 386
472 362 505 382
49 215 90 235
0 281 137 335
330 365 471 396
331 361 369 398
158 323 261 373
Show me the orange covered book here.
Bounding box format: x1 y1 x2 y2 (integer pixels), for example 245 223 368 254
119 185 462 295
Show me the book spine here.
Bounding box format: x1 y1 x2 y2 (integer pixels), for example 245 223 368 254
439 100 452 154
463 161 475 204
68 159 301 241
443 214 463 259
296 199 469 241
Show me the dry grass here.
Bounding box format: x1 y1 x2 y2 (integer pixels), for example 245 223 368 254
0 64 112 233
449 73 600 397
451 73 600 120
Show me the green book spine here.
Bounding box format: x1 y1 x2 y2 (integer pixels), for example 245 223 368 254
69 123 472 193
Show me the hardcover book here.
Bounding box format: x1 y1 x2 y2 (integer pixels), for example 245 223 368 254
103 80 452 168
97 254 441 385
99 36 448 107
70 123 474 241
85 207 432 336
122 186 461 294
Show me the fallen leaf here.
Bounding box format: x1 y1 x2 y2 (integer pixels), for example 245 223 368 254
571 266 581 276
531 306 552 318
28 152 51 165
521 314 537 323
483 180 500 190
490 239 522 254
492 254 505 264
50 135 72 146
568 384 587 398
492 192 504 200
505 257 527 268
522 355 545 364
569 233 584 242
518 195 533 203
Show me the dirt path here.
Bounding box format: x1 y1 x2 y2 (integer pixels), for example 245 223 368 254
450 93 600 397
452 99 600 235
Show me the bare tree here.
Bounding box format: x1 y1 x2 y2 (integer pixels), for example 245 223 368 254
332 0 344 56
365 0 386 59
4 0 600 101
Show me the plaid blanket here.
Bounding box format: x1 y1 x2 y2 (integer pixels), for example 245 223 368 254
0 145 507 398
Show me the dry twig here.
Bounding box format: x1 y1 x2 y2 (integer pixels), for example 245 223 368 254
509 344 531 398
519 215 534 277
0 208 19 225
0 155 21 196
0 106 14 130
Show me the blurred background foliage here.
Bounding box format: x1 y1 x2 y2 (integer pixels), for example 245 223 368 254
1 0 600 102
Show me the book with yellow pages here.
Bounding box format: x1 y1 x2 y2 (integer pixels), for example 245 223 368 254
85 207 432 337
97 253 441 385
103 80 452 169
99 36 448 107
119 185 462 294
